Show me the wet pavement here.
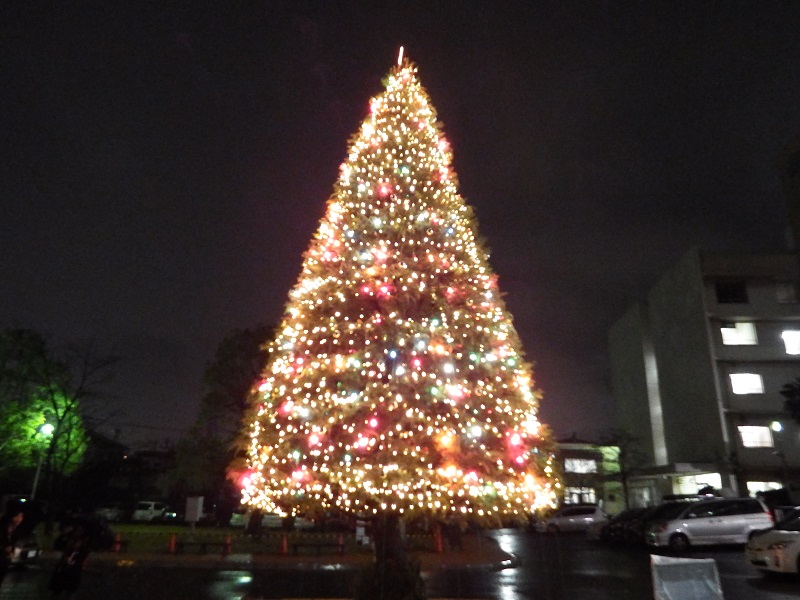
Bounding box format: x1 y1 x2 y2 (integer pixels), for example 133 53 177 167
2 529 799 599
0 531 509 600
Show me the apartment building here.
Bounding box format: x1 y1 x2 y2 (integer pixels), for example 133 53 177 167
609 248 800 506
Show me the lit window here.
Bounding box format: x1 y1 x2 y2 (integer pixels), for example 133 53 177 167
746 481 783 495
564 458 597 473
776 282 797 304
564 487 596 504
730 373 764 394
675 473 722 494
720 322 757 345
738 426 773 448
782 330 800 355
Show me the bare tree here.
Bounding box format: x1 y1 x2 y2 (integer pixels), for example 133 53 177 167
599 428 648 509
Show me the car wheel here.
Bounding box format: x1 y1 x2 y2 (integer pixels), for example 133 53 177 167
669 533 689 552
547 524 559 534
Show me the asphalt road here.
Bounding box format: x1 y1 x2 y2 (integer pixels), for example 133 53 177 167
2 530 799 599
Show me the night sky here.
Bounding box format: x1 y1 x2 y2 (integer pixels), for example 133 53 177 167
2 3 800 447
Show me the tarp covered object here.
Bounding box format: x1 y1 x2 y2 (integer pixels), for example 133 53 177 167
651 554 723 600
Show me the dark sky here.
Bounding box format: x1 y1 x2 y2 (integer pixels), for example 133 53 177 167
2 2 799 447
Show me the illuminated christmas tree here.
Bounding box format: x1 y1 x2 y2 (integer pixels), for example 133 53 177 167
239 52 560 527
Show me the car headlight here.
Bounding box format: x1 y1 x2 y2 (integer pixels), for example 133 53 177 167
767 540 796 550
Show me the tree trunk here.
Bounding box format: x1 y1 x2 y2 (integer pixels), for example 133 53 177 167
354 511 427 600
372 512 406 564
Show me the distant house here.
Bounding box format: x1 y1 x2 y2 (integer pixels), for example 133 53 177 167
609 249 800 507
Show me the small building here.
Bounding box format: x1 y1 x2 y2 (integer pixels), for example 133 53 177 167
556 433 625 515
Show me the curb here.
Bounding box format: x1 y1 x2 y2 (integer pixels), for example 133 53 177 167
76 554 517 572
37 532 518 573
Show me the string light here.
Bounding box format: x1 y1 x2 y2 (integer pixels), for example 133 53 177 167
239 54 560 522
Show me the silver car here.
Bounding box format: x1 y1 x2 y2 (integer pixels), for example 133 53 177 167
646 497 772 551
536 505 608 533
11 535 41 567
94 504 123 522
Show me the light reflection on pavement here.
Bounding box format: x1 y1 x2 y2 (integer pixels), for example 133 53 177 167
208 570 253 600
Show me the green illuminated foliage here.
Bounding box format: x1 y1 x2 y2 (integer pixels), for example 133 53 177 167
0 329 113 490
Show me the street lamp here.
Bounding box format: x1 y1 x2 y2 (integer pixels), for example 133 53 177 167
771 421 789 488
31 422 55 500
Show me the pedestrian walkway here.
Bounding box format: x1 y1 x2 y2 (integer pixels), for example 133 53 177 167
0 567 45 600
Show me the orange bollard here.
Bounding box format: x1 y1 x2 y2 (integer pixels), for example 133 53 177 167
168 533 177 555
433 523 443 553
112 532 122 553
223 534 232 557
280 533 288 555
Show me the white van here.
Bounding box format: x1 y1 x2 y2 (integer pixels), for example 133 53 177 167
132 500 175 522
646 497 772 551
535 505 608 533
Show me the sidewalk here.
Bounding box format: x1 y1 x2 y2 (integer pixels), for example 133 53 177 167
44 532 517 572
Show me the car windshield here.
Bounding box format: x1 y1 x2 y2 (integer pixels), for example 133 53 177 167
774 514 800 532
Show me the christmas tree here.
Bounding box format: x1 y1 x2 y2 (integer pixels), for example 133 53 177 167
239 52 560 526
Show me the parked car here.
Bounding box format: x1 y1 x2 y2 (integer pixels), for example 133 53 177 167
745 510 800 574
771 505 800 523
229 508 314 530
10 535 41 568
646 497 772 551
132 501 176 522
229 508 248 527
586 517 607 541
621 501 697 545
94 503 123 522
263 513 314 530
5 497 44 568
593 507 649 543
535 505 607 533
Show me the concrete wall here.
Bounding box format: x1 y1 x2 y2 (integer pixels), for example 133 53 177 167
609 303 657 464
646 249 727 464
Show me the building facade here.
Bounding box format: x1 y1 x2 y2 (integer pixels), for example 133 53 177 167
609 249 800 507
555 434 625 515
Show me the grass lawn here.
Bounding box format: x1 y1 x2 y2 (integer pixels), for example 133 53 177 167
37 522 436 556
101 524 372 555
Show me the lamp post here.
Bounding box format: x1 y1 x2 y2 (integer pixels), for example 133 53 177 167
771 420 789 488
31 422 55 500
